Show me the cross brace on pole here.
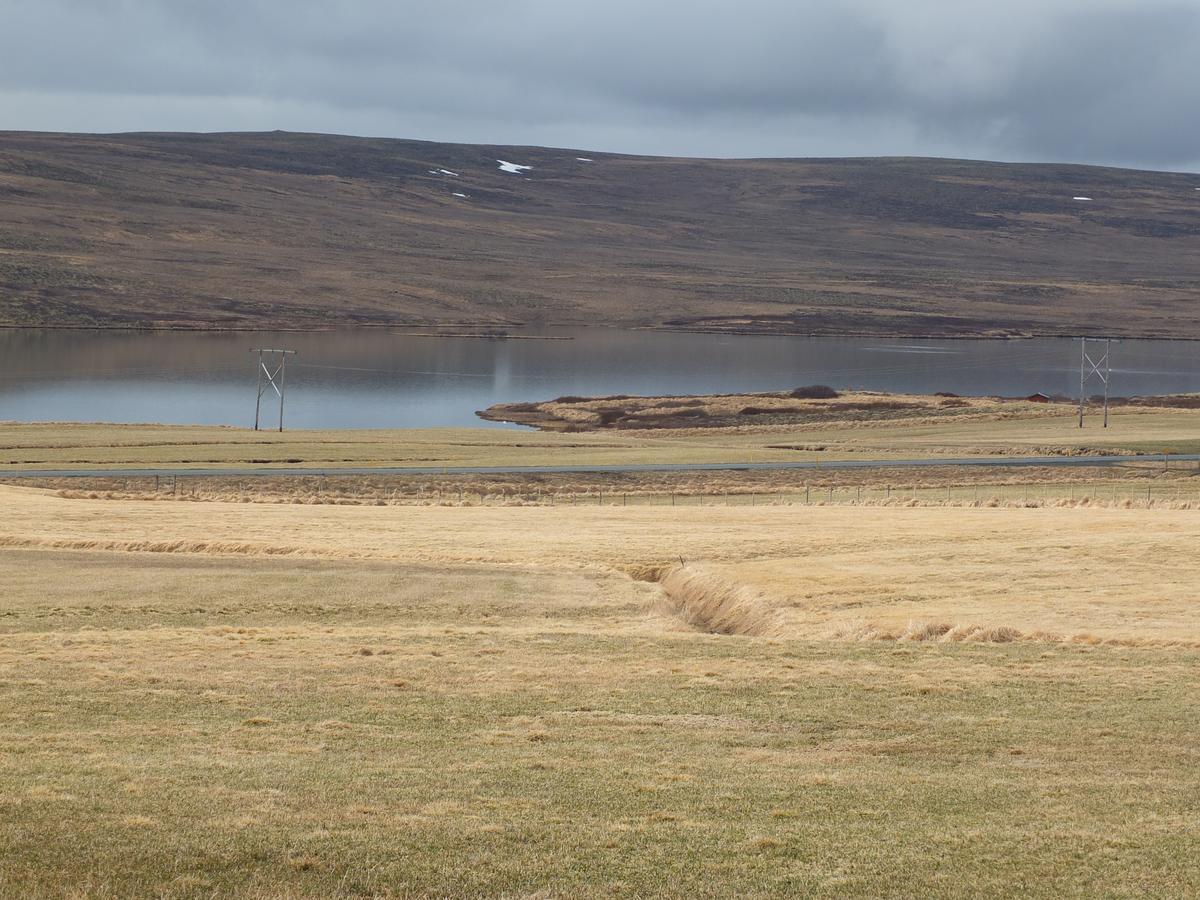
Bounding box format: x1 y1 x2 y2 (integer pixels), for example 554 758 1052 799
1077 337 1112 429
250 348 297 431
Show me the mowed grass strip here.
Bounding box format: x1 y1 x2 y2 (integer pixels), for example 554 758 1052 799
1 549 1198 898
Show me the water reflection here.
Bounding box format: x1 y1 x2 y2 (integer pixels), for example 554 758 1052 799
0 328 1196 428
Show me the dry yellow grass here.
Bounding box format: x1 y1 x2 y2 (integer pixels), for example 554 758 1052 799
2 484 1198 644
3 485 1200 896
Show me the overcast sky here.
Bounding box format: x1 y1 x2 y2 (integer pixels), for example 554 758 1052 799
1 0 1197 171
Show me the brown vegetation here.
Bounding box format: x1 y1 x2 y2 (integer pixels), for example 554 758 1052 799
12 462 1200 509
480 389 1077 431
654 565 784 636
3 131 1200 335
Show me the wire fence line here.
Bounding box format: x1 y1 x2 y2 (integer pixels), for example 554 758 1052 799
48 475 1200 508
452 482 1199 506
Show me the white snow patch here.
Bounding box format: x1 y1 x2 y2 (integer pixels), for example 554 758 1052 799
575 157 593 162
1073 196 1093 201
452 192 468 198
497 159 532 174
438 168 459 176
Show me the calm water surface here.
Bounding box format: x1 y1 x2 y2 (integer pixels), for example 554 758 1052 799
1 328 1197 429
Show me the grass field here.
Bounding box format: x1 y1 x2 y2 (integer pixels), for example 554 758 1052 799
2 483 1199 897
5 397 1200 471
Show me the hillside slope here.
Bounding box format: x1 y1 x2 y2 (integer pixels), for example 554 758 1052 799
1 130 1198 335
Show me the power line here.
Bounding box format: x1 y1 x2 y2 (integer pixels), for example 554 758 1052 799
1077 337 1113 428
250 348 296 431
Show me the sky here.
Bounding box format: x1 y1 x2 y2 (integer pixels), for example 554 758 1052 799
1 0 1198 171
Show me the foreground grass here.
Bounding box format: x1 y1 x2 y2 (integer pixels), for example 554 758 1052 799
3 489 1200 896
3 549 1199 898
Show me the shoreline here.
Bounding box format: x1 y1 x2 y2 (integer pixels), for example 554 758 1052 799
3 321 1200 341
390 331 574 340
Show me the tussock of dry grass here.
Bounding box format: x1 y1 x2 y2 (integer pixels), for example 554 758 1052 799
655 566 783 636
826 618 1200 648
830 620 1029 644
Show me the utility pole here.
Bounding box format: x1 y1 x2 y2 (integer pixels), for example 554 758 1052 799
1077 337 1113 428
250 348 297 431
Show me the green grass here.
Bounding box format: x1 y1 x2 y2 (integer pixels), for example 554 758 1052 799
2 549 1197 897
5 404 1200 473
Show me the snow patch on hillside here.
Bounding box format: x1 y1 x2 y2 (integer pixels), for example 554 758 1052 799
497 160 532 174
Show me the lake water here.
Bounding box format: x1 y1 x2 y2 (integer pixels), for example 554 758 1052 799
1 328 1197 429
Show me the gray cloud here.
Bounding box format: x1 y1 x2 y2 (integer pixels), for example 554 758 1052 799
1 0 1197 170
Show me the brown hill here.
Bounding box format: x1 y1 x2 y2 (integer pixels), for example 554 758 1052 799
1 130 1198 336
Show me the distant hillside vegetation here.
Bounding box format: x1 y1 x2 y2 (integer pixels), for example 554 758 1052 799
1 130 1198 336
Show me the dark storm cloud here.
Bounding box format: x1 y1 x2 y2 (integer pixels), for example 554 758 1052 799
1 0 1197 169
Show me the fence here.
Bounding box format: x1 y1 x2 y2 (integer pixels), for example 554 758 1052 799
519 482 1194 507
75 475 1200 508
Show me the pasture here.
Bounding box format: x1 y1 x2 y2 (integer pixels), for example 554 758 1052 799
5 395 1200 471
2 484 1199 896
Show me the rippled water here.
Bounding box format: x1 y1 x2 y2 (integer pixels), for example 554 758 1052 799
0 328 1196 428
